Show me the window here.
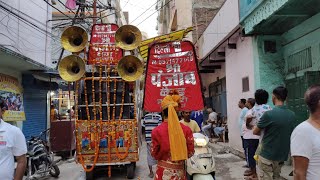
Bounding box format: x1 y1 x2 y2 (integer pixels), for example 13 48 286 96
242 77 249 92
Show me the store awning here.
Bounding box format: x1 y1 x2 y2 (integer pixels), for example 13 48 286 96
241 0 320 35
0 45 49 72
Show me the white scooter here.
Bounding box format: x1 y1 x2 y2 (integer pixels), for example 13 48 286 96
186 133 216 180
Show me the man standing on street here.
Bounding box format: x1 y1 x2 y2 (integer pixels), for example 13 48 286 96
180 110 201 133
143 112 162 178
243 89 271 179
253 86 295 180
238 98 248 166
291 85 320 180
0 101 27 180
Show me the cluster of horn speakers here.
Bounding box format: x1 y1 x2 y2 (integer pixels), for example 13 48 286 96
58 25 143 82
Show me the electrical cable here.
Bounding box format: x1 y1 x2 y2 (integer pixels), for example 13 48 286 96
1 0 48 28
0 5 55 37
130 0 158 23
0 8 59 44
136 0 173 26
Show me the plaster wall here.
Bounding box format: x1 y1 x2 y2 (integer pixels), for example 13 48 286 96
0 0 52 67
175 0 193 41
225 37 255 152
282 12 320 79
253 35 285 105
199 0 239 58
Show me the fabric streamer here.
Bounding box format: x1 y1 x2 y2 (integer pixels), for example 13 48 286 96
161 91 187 161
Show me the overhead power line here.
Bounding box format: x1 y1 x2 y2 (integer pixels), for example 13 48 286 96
136 0 173 26
130 1 158 24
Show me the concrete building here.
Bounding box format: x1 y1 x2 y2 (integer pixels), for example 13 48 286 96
156 0 224 42
196 0 255 152
240 0 320 126
197 0 320 153
0 0 54 136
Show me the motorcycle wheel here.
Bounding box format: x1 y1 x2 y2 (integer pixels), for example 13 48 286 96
50 165 60 178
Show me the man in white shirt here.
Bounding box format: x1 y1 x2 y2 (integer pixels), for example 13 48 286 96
202 108 217 137
243 90 271 179
0 102 27 180
291 85 320 180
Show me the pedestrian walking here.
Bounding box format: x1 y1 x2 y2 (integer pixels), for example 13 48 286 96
253 86 295 180
291 85 320 180
243 89 271 179
0 101 27 180
143 112 162 178
238 98 249 167
151 91 194 180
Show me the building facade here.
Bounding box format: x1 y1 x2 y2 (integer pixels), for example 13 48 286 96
156 0 224 42
197 0 320 153
0 0 54 137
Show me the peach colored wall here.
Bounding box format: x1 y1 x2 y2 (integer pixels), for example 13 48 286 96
225 37 255 152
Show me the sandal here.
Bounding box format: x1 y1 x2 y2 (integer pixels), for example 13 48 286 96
243 169 253 176
244 175 258 180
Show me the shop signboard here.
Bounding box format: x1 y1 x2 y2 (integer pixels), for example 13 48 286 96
88 24 123 65
0 73 25 121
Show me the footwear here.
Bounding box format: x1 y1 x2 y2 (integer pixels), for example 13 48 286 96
148 173 154 178
242 165 249 168
244 175 258 180
244 169 253 176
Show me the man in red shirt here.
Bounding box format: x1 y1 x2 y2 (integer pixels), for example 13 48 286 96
151 91 195 180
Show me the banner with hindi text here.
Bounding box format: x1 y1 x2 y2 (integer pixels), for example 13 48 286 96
143 41 204 112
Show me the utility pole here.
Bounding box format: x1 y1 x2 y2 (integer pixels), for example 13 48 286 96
93 0 97 24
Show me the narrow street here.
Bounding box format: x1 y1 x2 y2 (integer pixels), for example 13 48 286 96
23 142 250 180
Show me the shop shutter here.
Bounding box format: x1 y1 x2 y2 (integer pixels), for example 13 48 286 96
22 88 47 138
22 74 49 138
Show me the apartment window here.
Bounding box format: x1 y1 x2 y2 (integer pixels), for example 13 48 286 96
242 77 249 92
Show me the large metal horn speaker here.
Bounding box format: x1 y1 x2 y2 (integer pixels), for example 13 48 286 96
115 25 142 50
117 55 143 82
61 26 88 52
58 55 86 82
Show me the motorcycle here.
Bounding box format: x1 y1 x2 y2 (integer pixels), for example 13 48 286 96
25 129 60 180
186 133 216 180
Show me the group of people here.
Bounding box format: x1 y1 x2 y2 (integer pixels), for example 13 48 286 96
0 94 23 112
238 86 320 180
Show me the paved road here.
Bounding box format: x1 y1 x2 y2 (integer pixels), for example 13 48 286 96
25 140 294 180
24 142 150 180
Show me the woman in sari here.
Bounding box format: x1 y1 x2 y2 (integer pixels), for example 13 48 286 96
151 91 195 180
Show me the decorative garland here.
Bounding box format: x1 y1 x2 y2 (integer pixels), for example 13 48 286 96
74 47 138 176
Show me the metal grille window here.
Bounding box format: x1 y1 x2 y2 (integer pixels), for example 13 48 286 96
286 47 312 73
242 77 249 92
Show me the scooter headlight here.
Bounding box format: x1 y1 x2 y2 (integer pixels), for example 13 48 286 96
194 138 208 147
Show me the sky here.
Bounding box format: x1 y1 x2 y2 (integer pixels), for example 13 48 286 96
120 0 158 38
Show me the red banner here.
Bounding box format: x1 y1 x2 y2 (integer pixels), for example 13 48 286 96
143 41 204 112
88 24 123 65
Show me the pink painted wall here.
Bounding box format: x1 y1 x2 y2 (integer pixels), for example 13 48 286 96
225 37 255 152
